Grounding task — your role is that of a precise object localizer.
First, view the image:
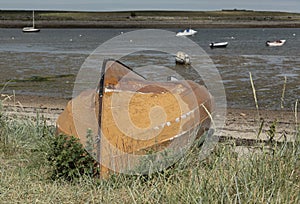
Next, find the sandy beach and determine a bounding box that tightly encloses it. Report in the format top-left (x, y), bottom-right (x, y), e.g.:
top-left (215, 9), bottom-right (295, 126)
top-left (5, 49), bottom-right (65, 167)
top-left (1, 94), bottom-right (298, 144)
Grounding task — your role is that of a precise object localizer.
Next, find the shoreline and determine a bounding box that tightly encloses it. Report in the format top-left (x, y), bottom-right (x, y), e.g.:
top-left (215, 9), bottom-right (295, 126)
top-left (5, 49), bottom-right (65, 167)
top-left (1, 20), bottom-right (300, 29)
top-left (1, 94), bottom-right (298, 142)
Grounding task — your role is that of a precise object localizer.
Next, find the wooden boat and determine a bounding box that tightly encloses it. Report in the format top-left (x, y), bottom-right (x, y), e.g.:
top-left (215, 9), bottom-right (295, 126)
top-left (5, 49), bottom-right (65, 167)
top-left (176, 28), bottom-right (197, 36)
top-left (266, 39), bottom-right (286, 47)
top-left (209, 42), bottom-right (228, 48)
top-left (56, 59), bottom-right (214, 177)
top-left (23, 11), bottom-right (40, 33)
top-left (175, 51), bottom-right (191, 65)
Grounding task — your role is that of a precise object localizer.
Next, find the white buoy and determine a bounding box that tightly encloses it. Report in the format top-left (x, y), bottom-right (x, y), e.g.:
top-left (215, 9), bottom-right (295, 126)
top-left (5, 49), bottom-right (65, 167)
top-left (70, 39), bottom-right (73, 42)
top-left (293, 33), bottom-right (296, 36)
top-left (167, 76), bottom-right (179, 81)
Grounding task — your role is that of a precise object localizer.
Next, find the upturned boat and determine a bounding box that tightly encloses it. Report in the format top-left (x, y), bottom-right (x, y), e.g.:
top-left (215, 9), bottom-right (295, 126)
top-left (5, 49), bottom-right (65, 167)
top-left (56, 59), bottom-right (214, 177)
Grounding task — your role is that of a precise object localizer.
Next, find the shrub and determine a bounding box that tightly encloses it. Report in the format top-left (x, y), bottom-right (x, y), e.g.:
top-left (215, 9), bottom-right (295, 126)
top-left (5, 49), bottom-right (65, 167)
top-left (47, 134), bottom-right (97, 181)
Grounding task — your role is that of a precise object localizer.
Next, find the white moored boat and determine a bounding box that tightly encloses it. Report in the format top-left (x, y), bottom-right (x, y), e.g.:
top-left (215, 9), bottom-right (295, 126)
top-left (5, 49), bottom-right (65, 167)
top-left (209, 42), bottom-right (228, 48)
top-left (175, 51), bottom-right (191, 65)
top-left (23, 11), bottom-right (40, 33)
top-left (176, 28), bottom-right (197, 36)
top-left (266, 39), bottom-right (286, 47)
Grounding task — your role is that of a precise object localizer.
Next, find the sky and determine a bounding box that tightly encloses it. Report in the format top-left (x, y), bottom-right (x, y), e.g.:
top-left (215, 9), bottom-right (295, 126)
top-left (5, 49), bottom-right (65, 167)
top-left (1, 0), bottom-right (300, 13)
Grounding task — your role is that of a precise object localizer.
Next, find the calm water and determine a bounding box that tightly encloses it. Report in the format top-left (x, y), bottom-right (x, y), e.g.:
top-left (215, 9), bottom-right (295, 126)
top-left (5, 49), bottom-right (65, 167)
top-left (0, 28), bottom-right (299, 110)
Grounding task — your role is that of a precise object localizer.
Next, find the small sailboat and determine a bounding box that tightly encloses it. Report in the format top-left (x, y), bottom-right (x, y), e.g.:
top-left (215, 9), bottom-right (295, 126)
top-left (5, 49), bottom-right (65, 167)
top-left (23, 11), bottom-right (40, 32)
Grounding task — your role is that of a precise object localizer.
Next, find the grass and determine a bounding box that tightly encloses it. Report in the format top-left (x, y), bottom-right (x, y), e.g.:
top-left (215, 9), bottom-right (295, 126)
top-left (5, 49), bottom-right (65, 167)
top-left (0, 101), bottom-right (299, 203)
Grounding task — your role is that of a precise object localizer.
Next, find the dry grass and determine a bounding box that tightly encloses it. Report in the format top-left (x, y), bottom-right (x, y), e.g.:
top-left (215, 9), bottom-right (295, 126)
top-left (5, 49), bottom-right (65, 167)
top-left (0, 99), bottom-right (299, 203)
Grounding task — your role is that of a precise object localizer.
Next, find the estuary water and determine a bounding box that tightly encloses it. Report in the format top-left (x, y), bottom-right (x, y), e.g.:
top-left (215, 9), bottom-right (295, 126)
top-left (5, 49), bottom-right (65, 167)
top-left (0, 28), bottom-right (299, 110)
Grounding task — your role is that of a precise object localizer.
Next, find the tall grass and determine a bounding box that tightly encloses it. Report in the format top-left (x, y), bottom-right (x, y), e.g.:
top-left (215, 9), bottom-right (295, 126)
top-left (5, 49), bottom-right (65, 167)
top-left (0, 101), bottom-right (299, 203)
top-left (249, 72), bottom-right (259, 118)
top-left (281, 76), bottom-right (287, 109)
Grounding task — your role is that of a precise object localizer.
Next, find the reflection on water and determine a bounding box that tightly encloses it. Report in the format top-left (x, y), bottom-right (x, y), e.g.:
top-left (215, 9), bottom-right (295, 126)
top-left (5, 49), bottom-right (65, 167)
top-left (0, 28), bottom-right (299, 110)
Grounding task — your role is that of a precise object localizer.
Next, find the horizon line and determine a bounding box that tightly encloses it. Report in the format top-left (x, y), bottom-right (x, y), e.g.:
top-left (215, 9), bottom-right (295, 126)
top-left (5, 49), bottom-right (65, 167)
top-left (1, 8), bottom-right (300, 14)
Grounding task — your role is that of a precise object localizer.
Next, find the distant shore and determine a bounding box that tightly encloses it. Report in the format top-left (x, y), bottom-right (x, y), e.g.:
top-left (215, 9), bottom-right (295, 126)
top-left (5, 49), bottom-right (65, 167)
top-left (2, 20), bottom-right (300, 28)
top-left (1, 10), bottom-right (300, 28)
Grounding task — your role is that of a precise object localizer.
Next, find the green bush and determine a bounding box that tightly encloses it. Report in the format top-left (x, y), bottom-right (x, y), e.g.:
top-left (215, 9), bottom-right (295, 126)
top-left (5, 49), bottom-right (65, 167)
top-left (47, 134), bottom-right (97, 181)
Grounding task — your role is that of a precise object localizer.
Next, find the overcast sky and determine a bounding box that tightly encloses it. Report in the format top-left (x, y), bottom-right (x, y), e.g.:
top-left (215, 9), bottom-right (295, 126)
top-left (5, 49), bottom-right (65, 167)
top-left (1, 0), bottom-right (300, 13)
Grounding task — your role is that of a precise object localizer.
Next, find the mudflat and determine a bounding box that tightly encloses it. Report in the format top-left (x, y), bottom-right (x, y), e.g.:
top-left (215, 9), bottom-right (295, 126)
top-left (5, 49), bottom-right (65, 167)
top-left (1, 9), bottom-right (299, 144)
